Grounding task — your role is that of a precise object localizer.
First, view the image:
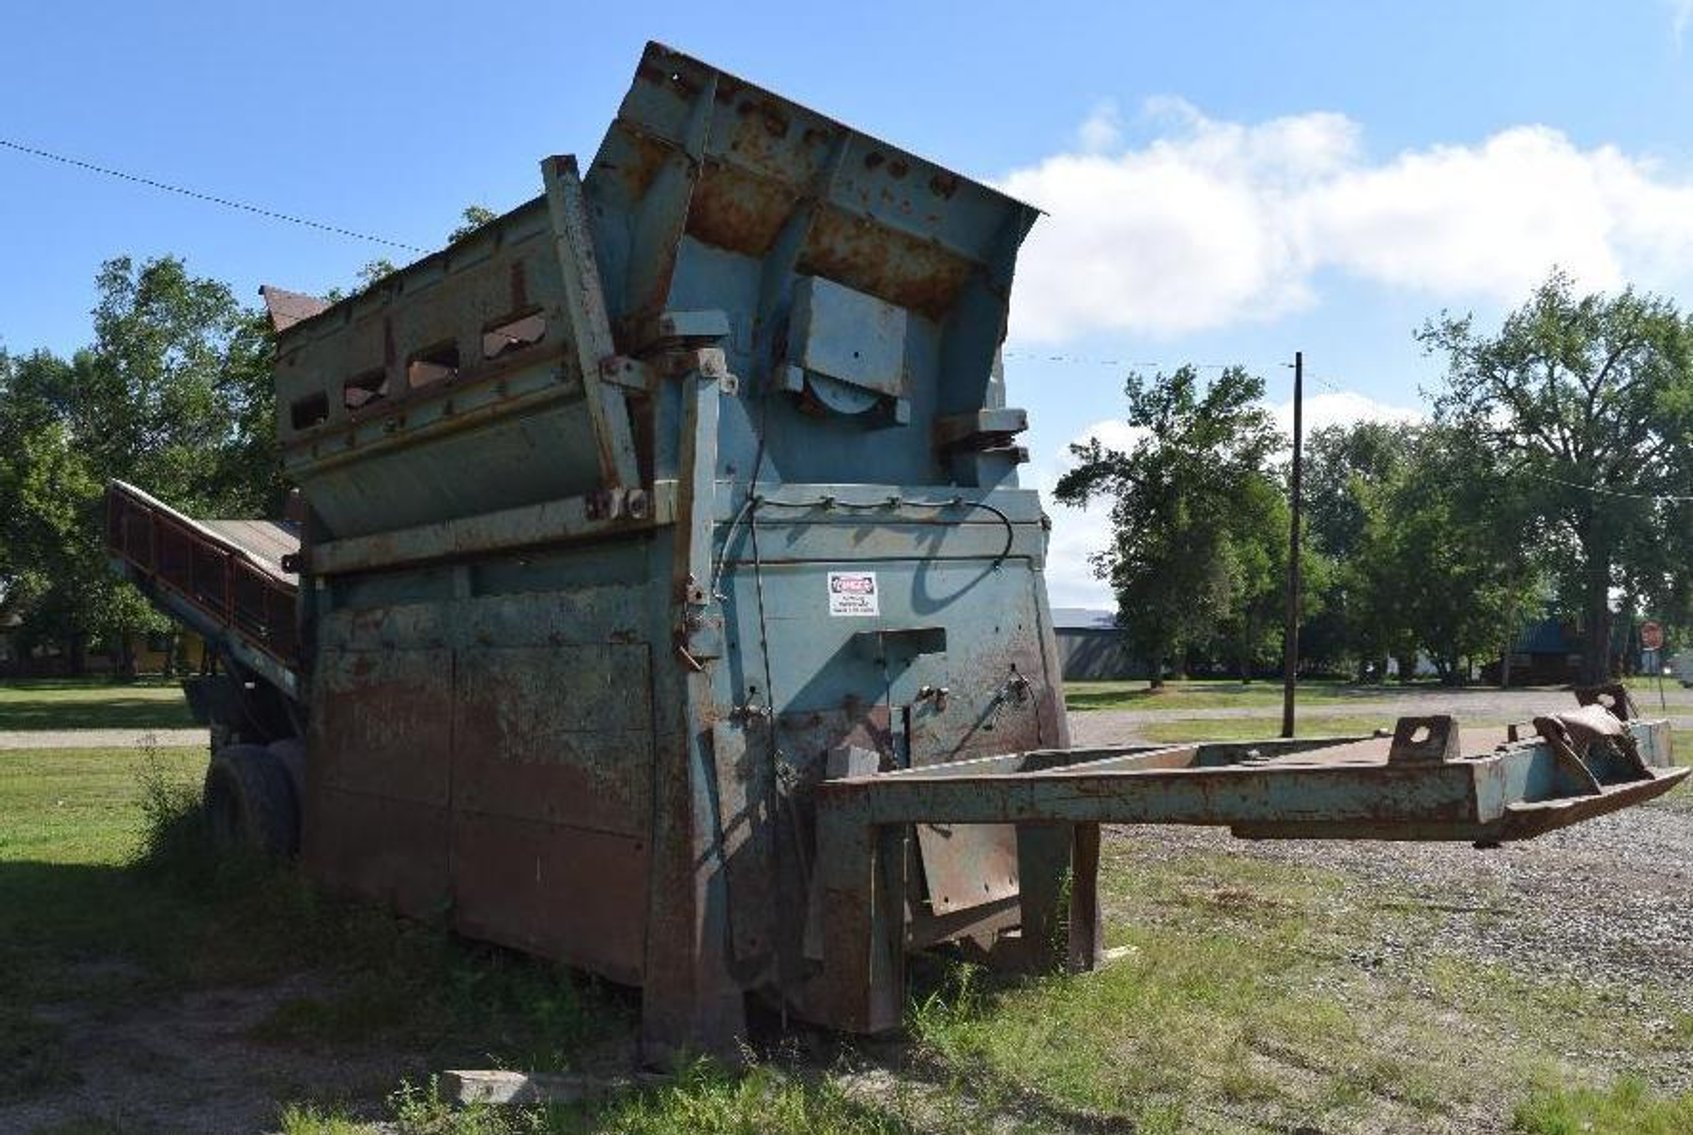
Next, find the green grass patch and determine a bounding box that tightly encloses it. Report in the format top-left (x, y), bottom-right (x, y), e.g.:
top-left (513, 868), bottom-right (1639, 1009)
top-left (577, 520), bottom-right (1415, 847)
top-left (0, 744), bottom-right (621, 1108)
top-left (281, 1063), bottom-right (942, 1135)
top-left (1513, 1076), bottom-right (1693, 1134)
top-left (1065, 678), bottom-right (1366, 711)
top-left (906, 834), bottom-right (1693, 1133)
top-left (1133, 713), bottom-right (1532, 744)
top-left (1134, 713), bottom-right (1394, 743)
top-left (0, 678), bottom-right (197, 731)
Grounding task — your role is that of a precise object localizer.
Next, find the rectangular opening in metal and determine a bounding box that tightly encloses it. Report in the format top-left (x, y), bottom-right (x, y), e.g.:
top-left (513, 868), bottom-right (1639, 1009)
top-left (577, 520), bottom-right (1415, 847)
top-left (407, 341), bottom-right (460, 388)
top-left (290, 391), bottom-right (329, 431)
top-left (482, 310), bottom-right (546, 360)
top-left (343, 368), bottom-right (389, 411)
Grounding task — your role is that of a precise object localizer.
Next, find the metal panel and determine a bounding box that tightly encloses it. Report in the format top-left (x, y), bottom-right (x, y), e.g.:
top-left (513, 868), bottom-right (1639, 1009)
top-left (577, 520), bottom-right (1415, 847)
top-left (306, 786), bottom-right (451, 922)
top-left (305, 647), bottom-right (454, 920)
top-left (790, 276), bottom-right (908, 400)
top-left (313, 648), bottom-right (452, 805)
top-left (451, 813), bottom-right (648, 984)
top-left (450, 644), bottom-right (654, 836)
top-left (448, 643), bottom-right (654, 981)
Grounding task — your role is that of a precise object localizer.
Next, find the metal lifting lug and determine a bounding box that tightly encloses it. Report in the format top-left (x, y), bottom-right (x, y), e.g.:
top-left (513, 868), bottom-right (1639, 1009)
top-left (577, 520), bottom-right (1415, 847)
top-left (1003, 670), bottom-right (1032, 704)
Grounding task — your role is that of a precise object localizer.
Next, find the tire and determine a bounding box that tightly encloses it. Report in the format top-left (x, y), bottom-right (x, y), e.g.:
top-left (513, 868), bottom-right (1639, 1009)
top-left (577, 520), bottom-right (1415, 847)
top-left (204, 744), bottom-right (300, 858)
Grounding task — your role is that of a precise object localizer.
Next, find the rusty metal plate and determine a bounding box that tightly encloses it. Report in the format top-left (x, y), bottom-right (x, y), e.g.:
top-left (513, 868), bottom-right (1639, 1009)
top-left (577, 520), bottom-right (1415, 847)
top-left (914, 822), bottom-right (1020, 914)
top-left (712, 719), bottom-right (776, 970)
top-left (447, 643), bottom-right (654, 984)
top-left (450, 644), bottom-right (654, 836)
top-left (305, 646), bottom-right (456, 920)
top-left (305, 786), bottom-right (450, 922)
top-left (311, 648), bottom-right (453, 805)
top-left (451, 811), bottom-right (647, 985)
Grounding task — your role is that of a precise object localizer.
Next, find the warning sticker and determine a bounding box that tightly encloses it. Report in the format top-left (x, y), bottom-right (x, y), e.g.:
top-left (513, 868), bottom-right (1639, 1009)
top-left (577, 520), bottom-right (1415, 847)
top-left (827, 571), bottom-right (880, 617)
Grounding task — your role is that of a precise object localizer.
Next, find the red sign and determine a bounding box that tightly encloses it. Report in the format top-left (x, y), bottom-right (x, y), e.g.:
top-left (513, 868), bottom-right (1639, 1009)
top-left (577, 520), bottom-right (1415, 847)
top-left (1641, 621), bottom-right (1665, 651)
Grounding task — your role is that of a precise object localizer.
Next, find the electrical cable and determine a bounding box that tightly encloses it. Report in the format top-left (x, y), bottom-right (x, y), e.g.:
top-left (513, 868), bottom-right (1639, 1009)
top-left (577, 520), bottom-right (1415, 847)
top-left (1516, 470), bottom-right (1693, 503)
top-left (755, 493), bottom-right (1018, 566)
top-left (0, 137), bottom-right (428, 253)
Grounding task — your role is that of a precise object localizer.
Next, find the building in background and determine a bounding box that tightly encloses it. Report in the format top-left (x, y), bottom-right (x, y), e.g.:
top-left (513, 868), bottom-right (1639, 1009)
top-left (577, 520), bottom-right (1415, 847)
top-left (1051, 607), bottom-right (1141, 681)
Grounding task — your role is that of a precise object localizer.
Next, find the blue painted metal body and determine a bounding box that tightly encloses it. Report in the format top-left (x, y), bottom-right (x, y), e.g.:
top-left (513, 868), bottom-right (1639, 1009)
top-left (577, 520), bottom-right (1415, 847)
top-left (240, 42), bottom-right (1687, 1060)
top-left (266, 42), bottom-right (1053, 1058)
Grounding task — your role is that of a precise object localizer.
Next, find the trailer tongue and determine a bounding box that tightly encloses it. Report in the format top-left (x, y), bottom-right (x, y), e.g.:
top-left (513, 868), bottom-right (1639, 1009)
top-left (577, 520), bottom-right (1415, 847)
top-left (107, 40), bottom-right (1683, 1061)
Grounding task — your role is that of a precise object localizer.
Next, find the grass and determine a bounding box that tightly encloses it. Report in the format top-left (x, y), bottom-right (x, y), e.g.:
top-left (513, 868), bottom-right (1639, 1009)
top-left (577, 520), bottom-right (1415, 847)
top-left (1513, 1076), bottom-right (1693, 1134)
top-left (0, 677), bottom-right (197, 731)
top-left (1131, 712), bottom-right (1530, 745)
top-left (907, 837), bottom-right (1693, 1133)
top-left (0, 744), bottom-right (620, 1112)
top-left (1066, 677), bottom-right (1371, 711)
top-left (1060, 677), bottom-right (1579, 712)
top-left (1133, 713), bottom-right (1397, 744)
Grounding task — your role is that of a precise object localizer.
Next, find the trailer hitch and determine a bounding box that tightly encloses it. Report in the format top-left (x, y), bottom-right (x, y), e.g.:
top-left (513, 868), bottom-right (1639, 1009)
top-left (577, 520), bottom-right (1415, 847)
top-left (802, 703), bottom-right (1686, 1033)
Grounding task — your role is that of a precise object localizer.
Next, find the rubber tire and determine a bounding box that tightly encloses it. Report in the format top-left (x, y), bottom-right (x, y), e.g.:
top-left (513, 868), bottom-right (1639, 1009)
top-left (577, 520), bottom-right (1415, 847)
top-left (204, 743), bottom-right (300, 858)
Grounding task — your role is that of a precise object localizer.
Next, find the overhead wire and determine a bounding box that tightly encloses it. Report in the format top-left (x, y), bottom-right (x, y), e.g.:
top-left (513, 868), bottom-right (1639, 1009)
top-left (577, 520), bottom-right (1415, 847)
top-left (0, 136), bottom-right (428, 253)
top-left (1515, 470), bottom-right (1693, 504)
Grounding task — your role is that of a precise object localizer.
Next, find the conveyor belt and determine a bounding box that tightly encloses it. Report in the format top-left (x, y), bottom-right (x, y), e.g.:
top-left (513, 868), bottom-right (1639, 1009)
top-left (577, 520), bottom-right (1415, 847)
top-left (105, 480), bottom-right (301, 700)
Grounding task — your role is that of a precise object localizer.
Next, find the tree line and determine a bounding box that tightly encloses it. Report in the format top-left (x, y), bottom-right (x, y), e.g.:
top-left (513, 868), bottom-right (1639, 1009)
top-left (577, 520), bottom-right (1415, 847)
top-left (0, 211), bottom-right (503, 675)
top-left (1059, 271), bottom-right (1693, 686)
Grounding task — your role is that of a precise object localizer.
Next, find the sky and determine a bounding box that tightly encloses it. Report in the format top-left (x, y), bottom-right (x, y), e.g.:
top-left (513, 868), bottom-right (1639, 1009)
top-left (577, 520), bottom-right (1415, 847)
top-left (5, 1), bottom-right (1693, 609)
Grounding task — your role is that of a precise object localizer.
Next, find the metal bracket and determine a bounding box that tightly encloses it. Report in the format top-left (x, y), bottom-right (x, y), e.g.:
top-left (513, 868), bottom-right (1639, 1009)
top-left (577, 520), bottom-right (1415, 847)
top-left (1386, 716), bottom-right (1461, 764)
top-left (1574, 682), bottom-right (1637, 722)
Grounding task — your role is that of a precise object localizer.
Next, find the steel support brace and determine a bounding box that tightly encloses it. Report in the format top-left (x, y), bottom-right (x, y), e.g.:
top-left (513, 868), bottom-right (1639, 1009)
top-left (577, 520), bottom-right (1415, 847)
top-left (641, 366), bottom-right (742, 1062)
top-left (543, 154), bottom-right (641, 490)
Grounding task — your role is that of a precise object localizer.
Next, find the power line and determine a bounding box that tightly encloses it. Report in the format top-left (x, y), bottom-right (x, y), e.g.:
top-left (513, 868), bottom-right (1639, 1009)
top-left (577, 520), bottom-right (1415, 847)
top-left (1003, 349), bottom-right (1366, 404)
top-left (0, 137), bottom-right (428, 253)
top-left (1518, 470), bottom-right (1693, 503)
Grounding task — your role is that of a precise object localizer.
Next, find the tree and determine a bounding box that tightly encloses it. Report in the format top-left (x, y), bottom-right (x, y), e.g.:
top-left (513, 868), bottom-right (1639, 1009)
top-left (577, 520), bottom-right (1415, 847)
top-left (1381, 427), bottom-right (1540, 684)
top-left (1424, 271), bottom-right (1693, 682)
top-left (1303, 422), bottom-right (1416, 679)
top-left (448, 204), bottom-right (499, 243)
top-left (0, 256), bottom-right (277, 674)
top-left (1056, 365), bottom-right (1284, 687)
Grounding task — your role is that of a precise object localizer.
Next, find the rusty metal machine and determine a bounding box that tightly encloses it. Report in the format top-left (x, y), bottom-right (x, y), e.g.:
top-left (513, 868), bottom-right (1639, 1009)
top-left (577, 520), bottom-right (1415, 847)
top-left (106, 43), bottom-right (1687, 1060)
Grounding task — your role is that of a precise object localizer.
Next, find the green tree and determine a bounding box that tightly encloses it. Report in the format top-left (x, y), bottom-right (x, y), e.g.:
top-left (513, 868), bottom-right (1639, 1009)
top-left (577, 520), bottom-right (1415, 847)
top-left (0, 256), bottom-right (277, 674)
top-left (1423, 271), bottom-right (1693, 682)
top-left (1303, 421), bottom-right (1416, 680)
top-left (1056, 365), bottom-right (1283, 687)
top-left (448, 204), bottom-right (499, 243)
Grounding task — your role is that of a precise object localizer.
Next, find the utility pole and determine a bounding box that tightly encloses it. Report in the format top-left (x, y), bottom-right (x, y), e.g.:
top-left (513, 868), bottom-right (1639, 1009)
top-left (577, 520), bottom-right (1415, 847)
top-left (1281, 351), bottom-right (1303, 739)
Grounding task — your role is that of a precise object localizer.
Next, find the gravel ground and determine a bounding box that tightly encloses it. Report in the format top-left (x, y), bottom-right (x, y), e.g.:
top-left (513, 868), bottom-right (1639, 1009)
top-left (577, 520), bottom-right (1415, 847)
top-left (1084, 693), bottom-right (1693, 1102)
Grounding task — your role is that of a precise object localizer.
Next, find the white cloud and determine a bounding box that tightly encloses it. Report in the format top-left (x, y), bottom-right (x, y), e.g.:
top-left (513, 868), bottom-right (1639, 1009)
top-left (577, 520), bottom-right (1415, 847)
top-left (1040, 393), bottom-right (1422, 609)
top-left (1001, 103), bottom-right (1693, 341)
top-left (1673, 0), bottom-right (1693, 49)
top-left (1270, 390), bottom-right (1422, 436)
top-left (1076, 100), bottom-right (1123, 154)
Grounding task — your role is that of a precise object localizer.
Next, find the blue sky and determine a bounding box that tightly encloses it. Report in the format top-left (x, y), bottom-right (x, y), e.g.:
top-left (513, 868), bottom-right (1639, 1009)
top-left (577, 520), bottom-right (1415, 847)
top-left (5, 2), bottom-right (1693, 606)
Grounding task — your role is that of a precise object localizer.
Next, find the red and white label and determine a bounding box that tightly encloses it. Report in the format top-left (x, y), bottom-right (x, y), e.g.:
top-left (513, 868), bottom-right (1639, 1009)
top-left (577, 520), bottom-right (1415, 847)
top-left (827, 571), bottom-right (880, 617)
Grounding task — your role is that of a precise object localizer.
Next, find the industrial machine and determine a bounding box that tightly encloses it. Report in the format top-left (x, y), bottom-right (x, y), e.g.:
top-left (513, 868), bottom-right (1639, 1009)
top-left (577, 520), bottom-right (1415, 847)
top-left (106, 42), bottom-right (1687, 1060)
